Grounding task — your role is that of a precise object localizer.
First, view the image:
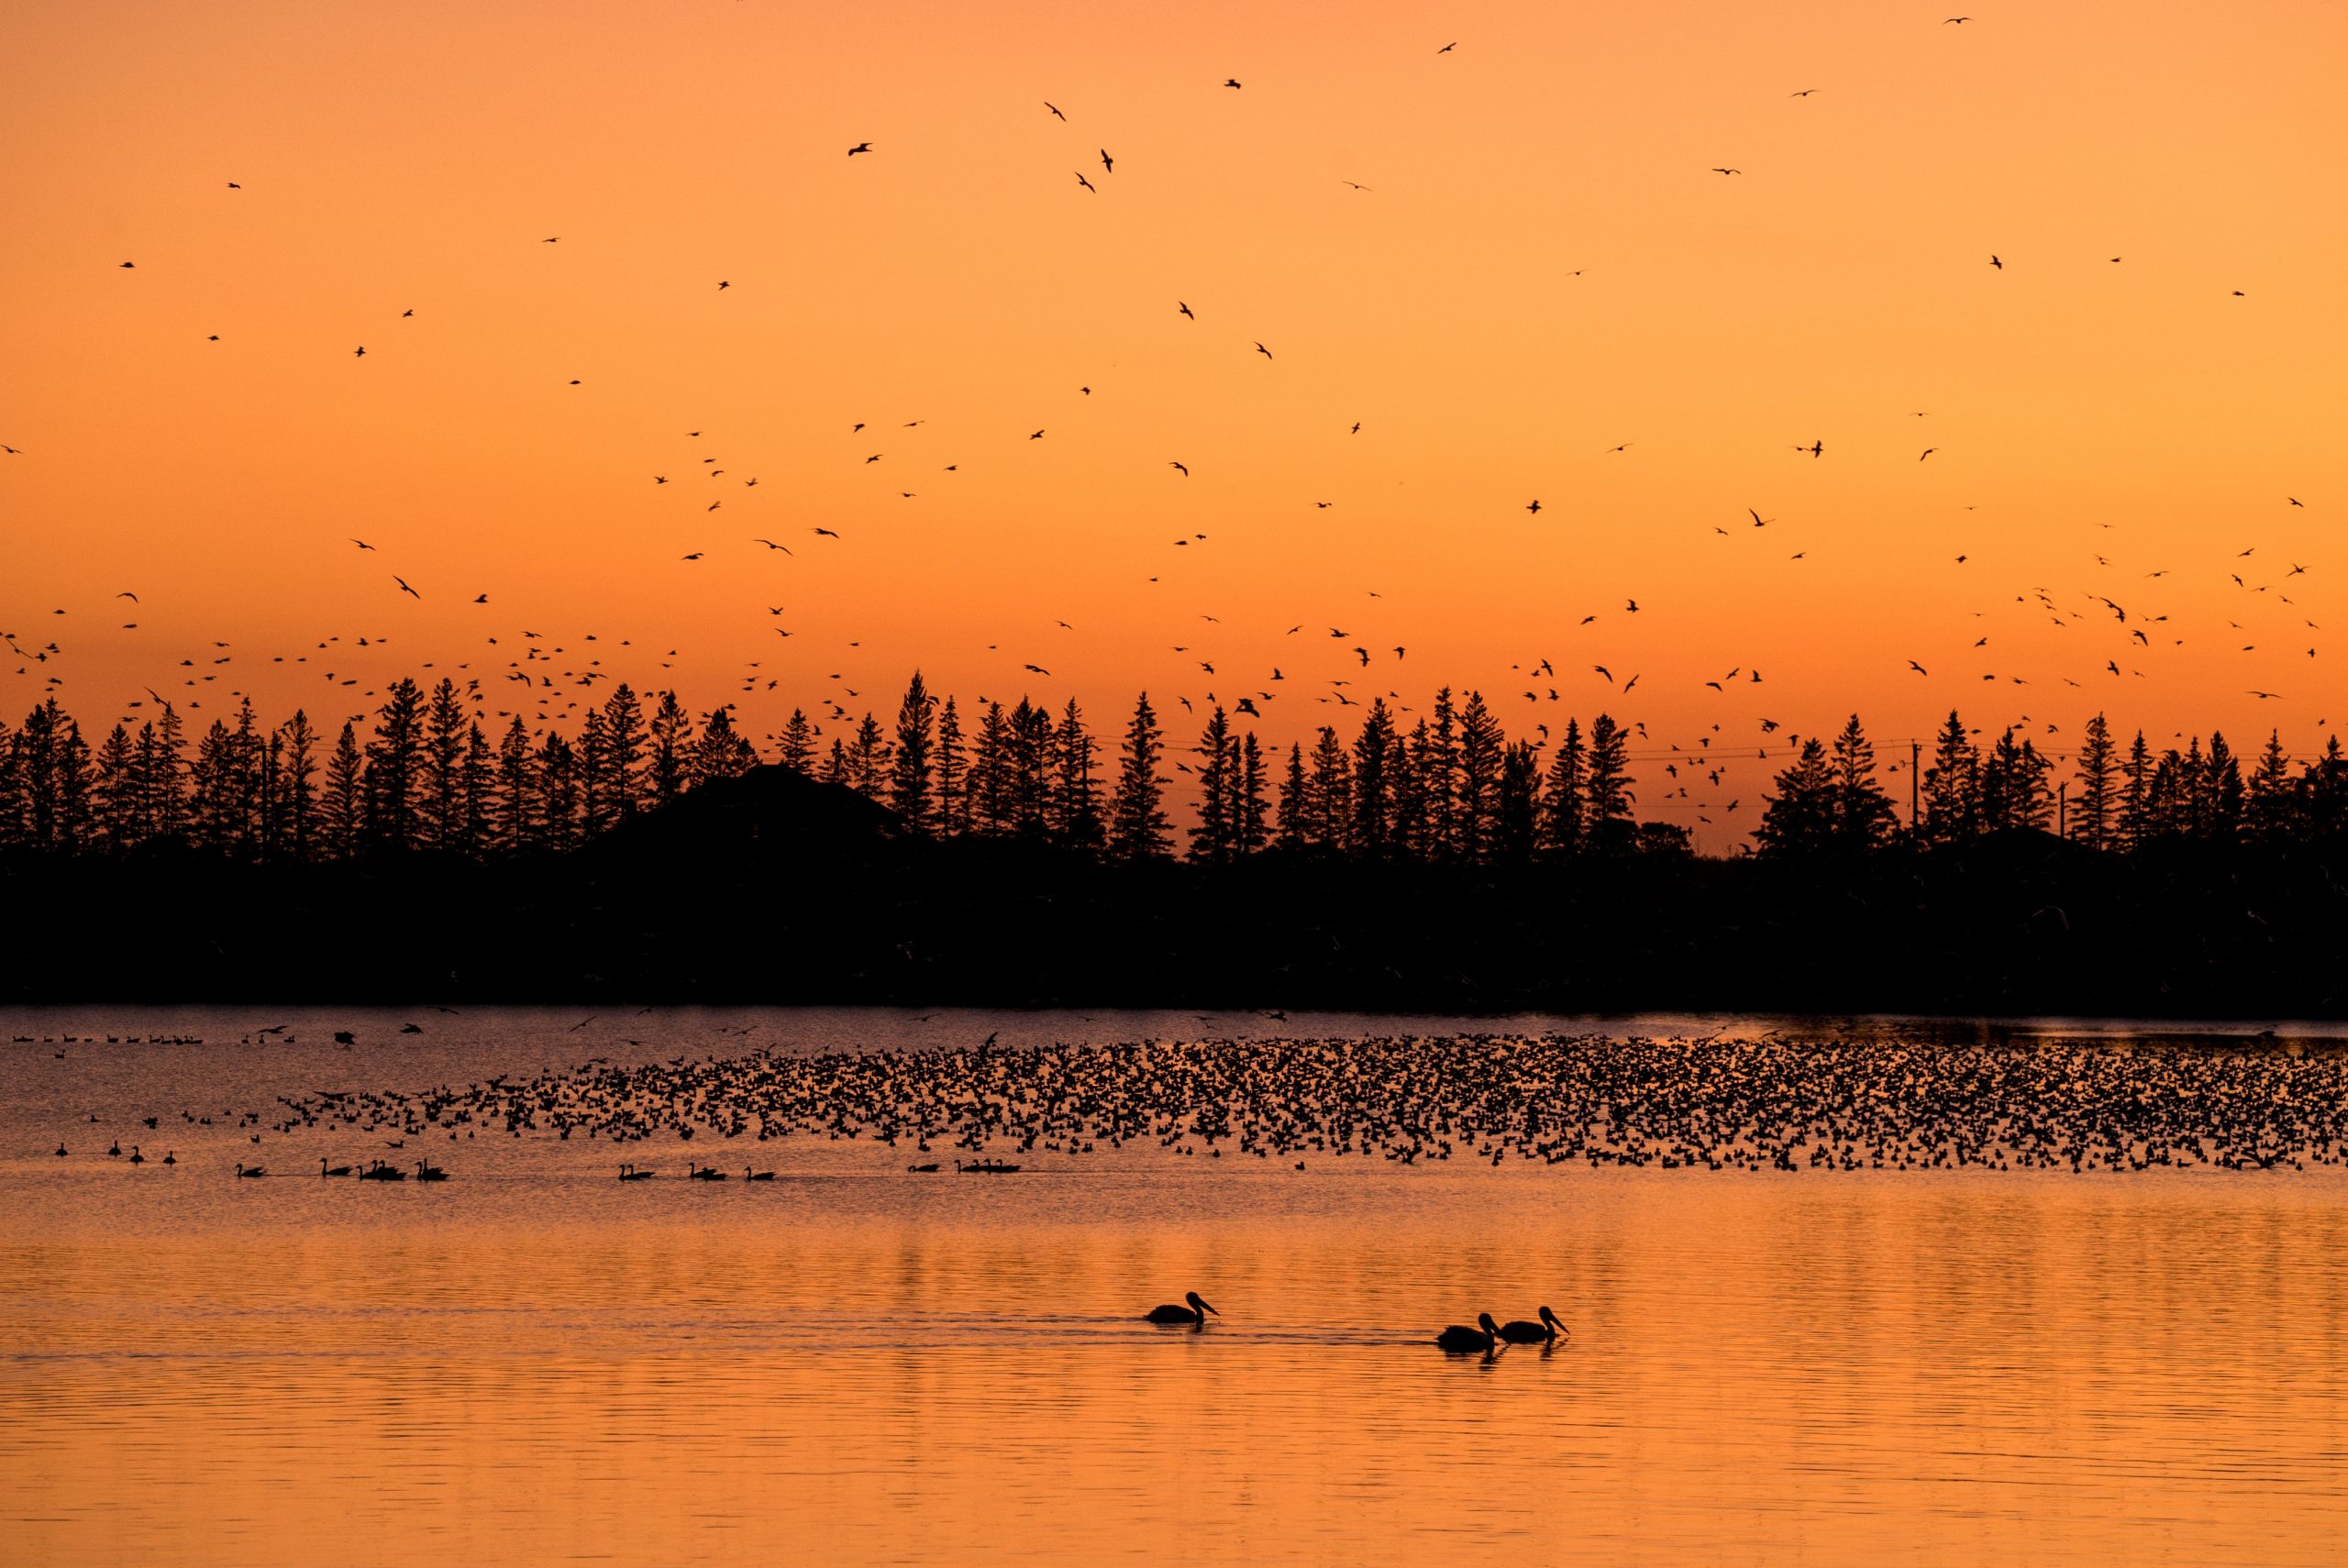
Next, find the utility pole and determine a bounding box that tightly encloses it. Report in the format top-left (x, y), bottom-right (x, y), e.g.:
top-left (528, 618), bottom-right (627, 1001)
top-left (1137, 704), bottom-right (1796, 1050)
top-left (1911, 740), bottom-right (1921, 828)
top-left (2057, 780), bottom-right (2067, 839)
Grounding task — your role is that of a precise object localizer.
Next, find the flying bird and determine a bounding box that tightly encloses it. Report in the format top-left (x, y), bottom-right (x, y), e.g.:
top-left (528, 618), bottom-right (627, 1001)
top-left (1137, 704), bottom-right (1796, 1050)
top-left (393, 576), bottom-right (421, 600)
top-left (847, 143), bottom-right (871, 156)
top-left (1255, 342), bottom-right (1273, 359)
top-left (1076, 171), bottom-right (1095, 193)
top-left (1100, 149), bottom-right (1113, 172)
top-left (1045, 102), bottom-right (1065, 120)
top-left (1169, 461), bottom-right (1189, 476)
top-left (1223, 79), bottom-right (1242, 89)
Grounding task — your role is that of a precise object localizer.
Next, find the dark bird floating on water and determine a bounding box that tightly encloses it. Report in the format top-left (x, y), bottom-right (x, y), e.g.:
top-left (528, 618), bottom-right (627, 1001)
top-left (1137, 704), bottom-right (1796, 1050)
top-left (1498, 1307), bottom-right (1567, 1343)
top-left (1146, 1291), bottom-right (1219, 1325)
top-left (1435, 1314), bottom-right (1501, 1353)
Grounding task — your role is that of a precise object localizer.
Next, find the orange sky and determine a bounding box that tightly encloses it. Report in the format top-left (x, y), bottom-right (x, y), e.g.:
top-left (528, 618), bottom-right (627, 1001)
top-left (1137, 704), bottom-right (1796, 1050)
top-left (5, 2), bottom-right (2345, 845)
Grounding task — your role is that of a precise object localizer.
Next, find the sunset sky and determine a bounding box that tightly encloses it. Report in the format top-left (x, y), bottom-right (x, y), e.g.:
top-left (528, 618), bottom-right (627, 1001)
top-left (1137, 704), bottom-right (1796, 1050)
top-left (6, 1), bottom-right (2344, 844)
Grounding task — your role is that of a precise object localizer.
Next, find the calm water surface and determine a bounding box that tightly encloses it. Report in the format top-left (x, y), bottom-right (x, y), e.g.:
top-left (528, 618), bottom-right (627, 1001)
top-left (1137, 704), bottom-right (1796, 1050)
top-left (4, 1006), bottom-right (2345, 1566)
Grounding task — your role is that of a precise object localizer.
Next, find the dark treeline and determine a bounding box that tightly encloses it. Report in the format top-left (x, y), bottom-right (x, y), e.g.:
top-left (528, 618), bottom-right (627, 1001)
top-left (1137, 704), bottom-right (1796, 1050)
top-left (5, 670), bottom-right (2346, 867)
top-left (6, 672), bottom-right (2348, 1014)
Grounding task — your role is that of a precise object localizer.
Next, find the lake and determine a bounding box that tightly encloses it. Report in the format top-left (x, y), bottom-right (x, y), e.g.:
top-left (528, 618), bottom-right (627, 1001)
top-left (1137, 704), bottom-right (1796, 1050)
top-left (5, 1006), bottom-right (2345, 1566)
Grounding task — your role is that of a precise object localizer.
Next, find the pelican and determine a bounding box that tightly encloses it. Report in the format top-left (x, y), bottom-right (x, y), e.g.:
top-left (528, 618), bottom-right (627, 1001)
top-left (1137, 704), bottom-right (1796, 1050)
top-left (415, 1161), bottom-right (449, 1182)
top-left (321, 1157), bottom-right (353, 1177)
top-left (617, 1163), bottom-right (653, 1181)
top-left (690, 1163), bottom-right (726, 1181)
top-left (235, 1163), bottom-right (266, 1178)
top-left (1434, 1313), bottom-right (1501, 1352)
top-left (745, 1167), bottom-right (776, 1181)
top-left (1145, 1291), bottom-right (1218, 1325)
top-left (1498, 1307), bottom-right (1567, 1343)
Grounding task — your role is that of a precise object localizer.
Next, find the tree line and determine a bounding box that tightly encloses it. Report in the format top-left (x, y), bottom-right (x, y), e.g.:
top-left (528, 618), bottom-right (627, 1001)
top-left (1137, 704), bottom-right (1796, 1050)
top-left (5, 671), bottom-right (2346, 865)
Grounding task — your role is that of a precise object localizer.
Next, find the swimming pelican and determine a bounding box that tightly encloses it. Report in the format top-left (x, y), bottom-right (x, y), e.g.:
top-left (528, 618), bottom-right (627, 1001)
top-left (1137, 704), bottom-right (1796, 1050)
top-left (617, 1163), bottom-right (653, 1181)
top-left (235, 1163), bottom-right (266, 1178)
top-left (745, 1167), bottom-right (776, 1181)
top-left (127, 1146), bottom-right (146, 1165)
top-left (1498, 1307), bottom-right (1567, 1343)
top-left (1145, 1291), bottom-right (1219, 1325)
top-left (322, 1157), bottom-right (353, 1177)
top-left (1434, 1313), bottom-right (1501, 1352)
top-left (415, 1161), bottom-right (449, 1182)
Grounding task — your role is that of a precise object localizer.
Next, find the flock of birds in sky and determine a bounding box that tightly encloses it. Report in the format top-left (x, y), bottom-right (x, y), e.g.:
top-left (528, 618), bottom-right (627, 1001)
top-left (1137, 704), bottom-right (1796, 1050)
top-left (3, 15), bottom-right (2331, 842)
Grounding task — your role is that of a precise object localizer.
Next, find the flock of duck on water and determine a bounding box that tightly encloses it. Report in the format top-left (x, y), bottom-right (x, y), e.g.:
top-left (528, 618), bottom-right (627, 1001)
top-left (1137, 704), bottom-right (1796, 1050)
top-left (195, 1030), bottom-right (2348, 1176)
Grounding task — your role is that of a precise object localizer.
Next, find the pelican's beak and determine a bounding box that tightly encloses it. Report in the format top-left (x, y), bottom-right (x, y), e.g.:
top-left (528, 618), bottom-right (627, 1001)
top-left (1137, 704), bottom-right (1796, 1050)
top-left (1201, 1299), bottom-right (1219, 1316)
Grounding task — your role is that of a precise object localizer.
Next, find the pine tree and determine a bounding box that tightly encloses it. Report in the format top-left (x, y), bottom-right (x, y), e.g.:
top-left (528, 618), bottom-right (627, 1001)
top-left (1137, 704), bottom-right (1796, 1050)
top-left (2070, 712), bottom-right (2116, 850)
top-left (577, 707), bottom-right (615, 836)
top-left (321, 723), bottom-right (365, 858)
top-left (278, 711), bottom-right (317, 863)
top-left (1009, 699), bottom-right (1054, 837)
top-left (366, 679), bottom-right (426, 852)
top-left (422, 678), bottom-right (468, 851)
top-left (1350, 700), bottom-right (1395, 857)
top-left (1276, 742), bottom-right (1307, 849)
top-left (777, 709), bottom-right (816, 774)
top-left (458, 723), bottom-right (493, 858)
top-left (1828, 715), bottom-right (1896, 854)
top-left (889, 672), bottom-right (936, 835)
top-left (603, 684), bottom-right (648, 821)
top-left (1052, 699), bottom-right (1102, 851)
top-left (2205, 731), bottom-right (2244, 842)
top-left (934, 698), bottom-right (966, 837)
top-left (971, 701), bottom-right (1010, 834)
top-left (1755, 737), bottom-right (1836, 858)
top-left (1423, 689), bottom-right (1462, 858)
top-left (1582, 713), bottom-right (1634, 855)
top-left (1190, 706), bottom-right (1235, 862)
top-left (1236, 730), bottom-right (1268, 856)
top-left (648, 691), bottom-right (693, 808)
top-left (2243, 731), bottom-right (2297, 848)
top-left (1307, 725), bottom-right (1352, 851)
top-left (92, 723), bottom-right (136, 853)
top-left (692, 705), bottom-right (757, 785)
top-left (1455, 690), bottom-right (1502, 863)
top-left (493, 717), bottom-right (536, 853)
top-left (1496, 741), bottom-right (1540, 865)
top-left (1920, 712), bottom-right (1978, 848)
top-left (537, 732), bottom-right (581, 849)
top-left (1541, 717), bottom-right (1587, 859)
top-left (1108, 693), bottom-right (1170, 859)
top-left (2120, 730), bottom-right (2153, 850)
top-left (150, 702), bottom-right (190, 844)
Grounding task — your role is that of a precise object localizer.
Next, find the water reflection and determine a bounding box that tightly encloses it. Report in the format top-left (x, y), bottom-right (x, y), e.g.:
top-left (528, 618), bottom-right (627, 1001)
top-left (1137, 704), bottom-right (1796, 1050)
top-left (4, 1008), bottom-right (2345, 1566)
